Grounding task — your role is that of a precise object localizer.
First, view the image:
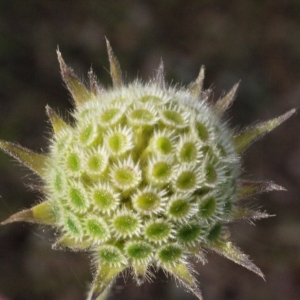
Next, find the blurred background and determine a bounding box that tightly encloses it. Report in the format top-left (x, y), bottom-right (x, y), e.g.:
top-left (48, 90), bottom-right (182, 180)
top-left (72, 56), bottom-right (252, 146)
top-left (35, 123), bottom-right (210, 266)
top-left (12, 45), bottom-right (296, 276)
top-left (0, 0), bottom-right (300, 299)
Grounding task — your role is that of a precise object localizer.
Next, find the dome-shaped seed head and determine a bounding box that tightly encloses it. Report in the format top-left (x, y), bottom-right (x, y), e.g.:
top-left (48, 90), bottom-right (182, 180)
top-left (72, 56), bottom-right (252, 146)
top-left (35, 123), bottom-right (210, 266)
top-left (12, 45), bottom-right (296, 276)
top-left (0, 40), bottom-right (295, 300)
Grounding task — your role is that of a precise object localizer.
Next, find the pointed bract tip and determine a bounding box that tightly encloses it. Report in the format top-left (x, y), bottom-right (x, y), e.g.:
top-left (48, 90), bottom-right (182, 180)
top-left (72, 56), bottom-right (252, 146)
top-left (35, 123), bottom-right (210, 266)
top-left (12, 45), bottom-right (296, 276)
top-left (2, 201), bottom-right (57, 226)
top-left (188, 66), bottom-right (205, 99)
top-left (88, 67), bottom-right (103, 96)
top-left (215, 82), bottom-right (240, 115)
top-left (57, 49), bottom-right (91, 106)
top-left (87, 263), bottom-right (126, 300)
top-left (155, 59), bottom-right (165, 88)
top-left (53, 235), bottom-right (91, 251)
top-left (1, 209), bottom-right (34, 225)
top-left (89, 291), bottom-right (101, 300)
top-left (234, 108), bottom-right (296, 154)
top-left (132, 264), bottom-right (149, 286)
top-left (56, 48), bottom-right (67, 74)
top-left (135, 275), bottom-right (145, 286)
top-left (188, 247), bottom-right (208, 265)
top-left (164, 263), bottom-right (203, 300)
top-left (231, 208), bottom-right (271, 222)
top-left (237, 180), bottom-right (286, 199)
top-left (0, 140), bottom-right (48, 177)
top-left (105, 38), bottom-right (123, 87)
top-left (46, 105), bottom-right (69, 134)
top-left (209, 240), bottom-right (265, 280)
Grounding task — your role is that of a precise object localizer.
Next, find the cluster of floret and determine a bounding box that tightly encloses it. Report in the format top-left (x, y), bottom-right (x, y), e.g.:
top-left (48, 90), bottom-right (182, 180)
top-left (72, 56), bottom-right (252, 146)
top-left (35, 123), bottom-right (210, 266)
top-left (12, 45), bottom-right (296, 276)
top-left (48, 80), bottom-right (239, 249)
top-left (0, 40), bottom-right (294, 300)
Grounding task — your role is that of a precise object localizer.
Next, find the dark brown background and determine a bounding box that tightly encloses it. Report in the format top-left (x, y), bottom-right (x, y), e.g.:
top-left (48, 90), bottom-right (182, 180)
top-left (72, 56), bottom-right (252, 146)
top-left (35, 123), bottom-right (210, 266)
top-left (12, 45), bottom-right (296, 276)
top-left (0, 1), bottom-right (300, 299)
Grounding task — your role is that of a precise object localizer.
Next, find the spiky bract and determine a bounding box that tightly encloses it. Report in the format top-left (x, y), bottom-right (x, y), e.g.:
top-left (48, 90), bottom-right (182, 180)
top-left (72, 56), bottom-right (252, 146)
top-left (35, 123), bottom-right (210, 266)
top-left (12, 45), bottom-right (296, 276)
top-left (0, 40), bottom-right (295, 300)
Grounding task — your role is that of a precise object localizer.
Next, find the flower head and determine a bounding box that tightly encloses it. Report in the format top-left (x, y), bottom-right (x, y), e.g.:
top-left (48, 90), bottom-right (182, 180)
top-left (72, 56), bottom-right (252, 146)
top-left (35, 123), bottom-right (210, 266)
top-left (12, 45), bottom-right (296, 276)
top-left (0, 39), bottom-right (295, 300)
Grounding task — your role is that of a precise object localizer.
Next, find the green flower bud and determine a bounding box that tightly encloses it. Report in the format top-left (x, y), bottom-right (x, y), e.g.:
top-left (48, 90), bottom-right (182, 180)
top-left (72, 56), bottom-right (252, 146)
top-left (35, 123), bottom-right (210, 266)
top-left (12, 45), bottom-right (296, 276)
top-left (0, 39), bottom-right (295, 300)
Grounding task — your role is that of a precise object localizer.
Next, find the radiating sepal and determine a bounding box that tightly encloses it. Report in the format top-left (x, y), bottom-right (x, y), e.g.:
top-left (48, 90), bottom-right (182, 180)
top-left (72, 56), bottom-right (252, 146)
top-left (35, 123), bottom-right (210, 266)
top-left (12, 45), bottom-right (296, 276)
top-left (105, 38), bottom-right (123, 87)
top-left (87, 263), bottom-right (127, 300)
top-left (188, 66), bottom-right (205, 99)
top-left (234, 109), bottom-right (296, 154)
top-left (0, 140), bottom-right (48, 177)
top-left (1, 200), bottom-right (56, 226)
top-left (57, 49), bottom-right (92, 105)
top-left (215, 82), bottom-right (239, 115)
top-left (88, 68), bottom-right (103, 96)
top-left (155, 60), bottom-right (165, 89)
top-left (188, 246), bottom-right (208, 265)
top-left (52, 235), bottom-right (92, 251)
top-left (231, 207), bottom-right (270, 222)
top-left (237, 180), bottom-right (285, 199)
top-left (132, 263), bottom-right (151, 286)
top-left (208, 240), bottom-right (265, 279)
top-left (46, 105), bottom-right (70, 134)
top-left (163, 263), bottom-right (203, 300)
